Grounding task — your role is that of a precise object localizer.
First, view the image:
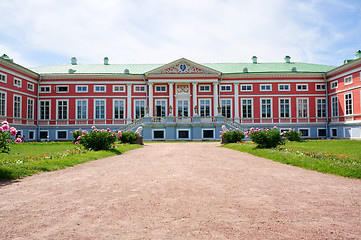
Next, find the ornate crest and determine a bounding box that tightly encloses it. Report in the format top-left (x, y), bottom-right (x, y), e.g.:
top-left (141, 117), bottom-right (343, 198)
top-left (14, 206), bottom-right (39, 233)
top-left (161, 62), bottom-right (207, 74)
top-left (176, 85), bottom-right (189, 94)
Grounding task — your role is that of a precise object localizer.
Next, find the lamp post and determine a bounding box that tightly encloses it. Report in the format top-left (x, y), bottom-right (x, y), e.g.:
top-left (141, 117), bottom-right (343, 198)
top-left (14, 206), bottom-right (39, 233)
top-left (217, 106), bottom-right (222, 116)
top-left (194, 105), bottom-right (198, 116)
top-left (169, 105), bottom-right (173, 116)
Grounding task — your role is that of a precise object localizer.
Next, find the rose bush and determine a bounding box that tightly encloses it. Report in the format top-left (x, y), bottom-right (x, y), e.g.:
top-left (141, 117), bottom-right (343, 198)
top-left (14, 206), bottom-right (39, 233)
top-left (283, 129), bottom-right (303, 142)
top-left (73, 126), bottom-right (117, 151)
top-left (246, 126), bottom-right (284, 148)
top-left (221, 129), bottom-right (245, 143)
top-left (0, 121), bottom-right (22, 153)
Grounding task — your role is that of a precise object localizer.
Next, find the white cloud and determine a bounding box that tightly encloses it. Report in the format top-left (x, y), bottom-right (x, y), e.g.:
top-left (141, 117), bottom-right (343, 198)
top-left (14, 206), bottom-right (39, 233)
top-left (0, 0), bottom-right (360, 67)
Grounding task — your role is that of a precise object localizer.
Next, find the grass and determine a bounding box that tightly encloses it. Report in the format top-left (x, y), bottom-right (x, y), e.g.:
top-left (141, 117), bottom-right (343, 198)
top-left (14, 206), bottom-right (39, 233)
top-left (222, 140), bottom-right (361, 179)
top-left (0, 142), bottom-right (142, 180)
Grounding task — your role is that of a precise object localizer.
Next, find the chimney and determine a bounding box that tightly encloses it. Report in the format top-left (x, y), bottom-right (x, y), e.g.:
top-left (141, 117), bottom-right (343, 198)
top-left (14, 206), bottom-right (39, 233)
top-left (252, 56), bottom-right (257, 64)
top-left (355, 50), bottom-right (361, 59)
top-left (71, 57), bottom-right (77, 65)
top-left (104, 57), bottom-right (109, 65)
top-left (284, 55), bottom-right (291, 63)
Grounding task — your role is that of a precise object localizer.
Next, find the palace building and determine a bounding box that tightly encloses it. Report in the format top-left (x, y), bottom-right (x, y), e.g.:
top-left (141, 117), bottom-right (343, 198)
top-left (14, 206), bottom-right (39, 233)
top-left (0, 52), bottom-right (360, 141)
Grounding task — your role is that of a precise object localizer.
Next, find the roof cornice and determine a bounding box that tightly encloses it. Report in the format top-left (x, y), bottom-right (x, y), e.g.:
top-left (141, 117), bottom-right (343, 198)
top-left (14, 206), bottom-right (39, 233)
top-left (40, 73), bottom-right (144, 80)
top-left (326, 58), bottom-right (361, 77)
top-left (222, 72), bottom-right (324, 79)
top-left (0, 58), bottom-right (39, 79)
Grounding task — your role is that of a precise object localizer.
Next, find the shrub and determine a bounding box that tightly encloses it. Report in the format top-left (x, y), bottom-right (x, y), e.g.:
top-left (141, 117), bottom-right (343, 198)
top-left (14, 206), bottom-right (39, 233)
top-left (283, 129), bottom-right (302, 142)
top-left (221, 129), bottom-right (245, 143)
top-left (0, 121), bottom-right (22, 153)
top-left (71, 129), bottom-right (84, 142)
top-left (76, 127), bottom-right (117, 151)
top-left (247, 126), bottom-right (285, 148)
top-left (119, 130), bottom-right (140, 144)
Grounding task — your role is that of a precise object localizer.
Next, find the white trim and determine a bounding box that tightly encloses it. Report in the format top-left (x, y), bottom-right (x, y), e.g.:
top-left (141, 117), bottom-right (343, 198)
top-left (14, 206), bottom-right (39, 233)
top-left (154, 85), bottom-right (167, 92)
top-left (0, 90), bottom-right (6, 117)
top-left (222, 79), bottom-right (325, 84)
top-left (152, 129), bottom-right (166, 140)
top-left (220, 84), bottom-right (232, 92)
top-left (240, 84), bottom-right (253, 92)
top-left (112, 85), bottom-right (125, 92)
top-left (330, 128), bottom-right (338, 138)
top-left (240, 98), bottom-right (253, 118)
top-left (298, 128), bottom-right (310, 138)
top-left (344, 75), bottom-right (353, 86)
top-left (198, 98), bottom-right (212, 117)
top-left (328, 84), bottom-right (361, 96)
top-left (56, 130), bottom-right (68, 140)
top-left (56, 85), bottom-right (69, 93)
top-left (317, 128), bottom-right (327, 138)
top-left (202, 128), bottom-right (215, 139)
top-left (113, 99), bottom-right (126, 120)
top-left (56, 99), bottom-right (69, 120)
top-left (330, 80), bottom-right (338, 89)
top-left (279, 98), bottom-right (291, 118)
top-left (296, 97), bottom-right (309, 118)
top-left (75, 85), bottom-right (88, 93)
top-left (39, 130), bottom-right (49, 139)
top-left (315, 97), bottom-right (326, 118)
top-left (0, 66), bottom-right (38, 84)
top-left (0, 72), bottom-right (7, 83)
top-left (14, 78), bottom-right (22, 88)
top-left (315, 83), bottom-right (326, 91)
top-left (327, 66), bottom-right (361, 81)
top-left (154, 98), bottom-right (168, 117)
top-left (27, 82), bottom-right (34, 91)
top-left (75, 99), bottom-right (88, 120)
top-left (331, 95), bottom-right (339, 117)
top-left (344, 127), bottom-right (352, 138)
top-left (39, 99), bottom-right (51, 120)
top-left (94, 85), bottom-right (106, 93)
top-left (27, 97), bottom-right (34, 120)
top-left (344, 92), bottom-right (353, 116)
top-left (133, 85), bottom-right (146, 92)
top-left (260, 84), bottom-right (272, 91)
top-left (39, 85), bottom-right (51, 93)
top-left (199, 84), bottom-right (211, 92)
top-left (0, 86), bottom-right (37, 98)
top-left (94, 99), bottom-right (106, 119)
top-left (278, 84), bottom-right (290, 91)
top-left (133, 99), bottom-right (146, 119)
top-left (13, 94), bottom-right (22, 118)
top-left (28, 130), bottom-right (35, 140)
top-left (296, 84), bottom-right (308, 91)
top-left (260, 98), bottom-right (272, 118)
top-left (177, 129), bottom-right (191, 139)
top-left (220, 98), bottom-right (232, 118)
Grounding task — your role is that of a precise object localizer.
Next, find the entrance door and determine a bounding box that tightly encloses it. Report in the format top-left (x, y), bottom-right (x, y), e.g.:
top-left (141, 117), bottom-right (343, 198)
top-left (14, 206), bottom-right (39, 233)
top-left (155, 100), bottom-right (166, 122)
top-left (177, 100), bottom-right (189, 117)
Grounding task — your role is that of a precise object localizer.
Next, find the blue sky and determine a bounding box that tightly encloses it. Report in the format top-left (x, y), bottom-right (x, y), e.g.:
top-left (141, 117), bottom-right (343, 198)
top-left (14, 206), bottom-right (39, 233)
top-left (0, 0), bottom-right (360, 68)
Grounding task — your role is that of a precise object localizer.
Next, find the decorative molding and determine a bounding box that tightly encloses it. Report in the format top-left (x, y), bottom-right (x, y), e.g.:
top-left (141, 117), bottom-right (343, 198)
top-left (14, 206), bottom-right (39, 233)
top-left (326, 58), bottom-right (361, 78)
top-left (41, 74), bottom-right (144, 80)
top-left (176, 85), bottom-right (190, 94)
top-left (0, 58), bottom-right (39, 80)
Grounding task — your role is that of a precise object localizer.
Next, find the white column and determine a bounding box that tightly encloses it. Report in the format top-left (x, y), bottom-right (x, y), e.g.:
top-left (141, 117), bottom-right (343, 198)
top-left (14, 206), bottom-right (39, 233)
top-left (148, 82), bottom-right (153, 117)
top-left (168, 83), bottom-right (174, 116)
top-left (192, 83), bottom-right (198, 116)
top-left (213, 82), bottom-right (219, 116)
top-left (234, 83), bottom-right (239, 119)
top-left (127, 84), bottom-right (132, 122)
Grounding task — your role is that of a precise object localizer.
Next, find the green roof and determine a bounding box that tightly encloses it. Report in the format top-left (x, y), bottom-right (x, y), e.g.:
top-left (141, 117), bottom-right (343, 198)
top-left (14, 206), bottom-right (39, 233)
top-left (30, 61), bottom-right (336, 75)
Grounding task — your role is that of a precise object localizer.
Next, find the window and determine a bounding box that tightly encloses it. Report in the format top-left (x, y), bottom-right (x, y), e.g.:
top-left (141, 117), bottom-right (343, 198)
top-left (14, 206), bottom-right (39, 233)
top-left (199, 99), bottom-right (211, 117)
top-left (113, 99), bottom-right (125, 119)
top-left (241, 84), bottom-right (252, 91)
top-left (278, 84), bottom-right (290, 91)
top-left (153, 130), bottom-right (165, 139)
top-left (57, 100), bottom-right (68, 120)
top-left (13, 95), bottom-right (21, 118)
top-left (316, 98), bottom-right (326, 118)
top-left (177, 100), bottom-right (189, 117)
top-left (344, 76), bottom-right (352, 85)
top-left (299, 129), bottom-right (310, 137)
top-left (261, 98), bottom-right (272, 118)
top-left (113, 85), bottom-right (125, 92)
top-left (134, 100), bottom-right (145, 119)
top-left (27, 98), bottom-right (34, 119)
top-left (40, 100), bottom-right (50, 120)
top-left (296, 84), bottom-right (308, 91)
top-left (56, 86), bottom-right (69, 93)
top-left (331, 96), bottom-right (338, 117)
top-left (199, 85), bottom-right (211, 92)
top-left (76, 85), bottom-right (88, 92)
top-left (279, 98), bottom-right (290, 118)
top-left (29, 130), bottom-right (35, 140)
top-left (202, 129), bottom-right (215, 139)
top-left (317, 128), bottom-right (327, 137)
top-left (155, 85), bottom-right (167, 92)
top-left (0, 91), bottom-right (6, 116)
top-left (177, 129), bottom-right (190, 139)
top-left (330, 81), bottom-right (338, 89)
top-left (155, 100), bottom-right (167, 117)
top-left (297, 98), bottom-right (308, 118)
top-left (331, 128), bottom-right (338, 137)
top-left (14, 78), bottom-right (21, 88)
top-left (0, 73), bottom-right (6, 83)
top-left (221, 99), bottom-right (231, 118)
top-left (76, 99), bottom-right (88, 119)
top-left (134, 85), bottom-right (146, 92)
top-left (39, 86), bottom-right (51, 93)
top-left (94, 85), bottom-right (106, 92)
top-left (260, 84), bottom-right (271, 91)
top-left (220, 85), bottom-right (232, 92)
top-left (40, 131), bottom-right (48, 139)
top-left (345, 92), bottom-right (353, 115)
top-left (27, 83), bottom-right (34, 91)
top-left (57, 130), bottom-right (67, 139)
top-left (241, 98), bottom-right (253, 118)
top-left (94, 99), bottom-right (106, 119)
top-left (316, 84), bottom-right (326, 91)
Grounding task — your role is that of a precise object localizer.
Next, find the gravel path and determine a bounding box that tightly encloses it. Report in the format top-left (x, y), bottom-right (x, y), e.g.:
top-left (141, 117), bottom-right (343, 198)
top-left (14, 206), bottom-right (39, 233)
top-left (0, 142), bottom-right (360, 239)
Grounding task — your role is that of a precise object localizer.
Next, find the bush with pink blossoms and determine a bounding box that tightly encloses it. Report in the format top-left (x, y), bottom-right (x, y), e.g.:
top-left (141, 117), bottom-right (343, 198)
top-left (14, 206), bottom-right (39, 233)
top-left (221, 129), bottom-right (245, 143)
top-left (73, 126), bottom-right (117, 151)
top-left (0, 121), bottom-right (22, 153)
top-left (118, 130), bottom-right (140, 144)
top-left (247, 126), bottom-right (284, 148)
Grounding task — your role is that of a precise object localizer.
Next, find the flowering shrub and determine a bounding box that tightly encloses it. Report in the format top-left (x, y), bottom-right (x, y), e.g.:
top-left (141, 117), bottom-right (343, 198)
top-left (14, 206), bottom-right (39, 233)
top-left (118, 130), bottom-right (140, 144)
top-left (75, 127), bottom-right (118, 151)
top-left (247, 126), bottom-right (284, 148)
top-left (0, 121), bottom-right (22, 153)
top-left (71, 129), bottom-right (86, 143)
top-left (221, 129), bottom-right (245, 143)
top-left (283, 129), bottom-right (302, 142)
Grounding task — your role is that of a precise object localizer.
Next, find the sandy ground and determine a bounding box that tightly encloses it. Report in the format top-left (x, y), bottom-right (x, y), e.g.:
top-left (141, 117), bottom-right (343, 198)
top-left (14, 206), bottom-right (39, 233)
top-left (0, 142), bottom-right (360, 240)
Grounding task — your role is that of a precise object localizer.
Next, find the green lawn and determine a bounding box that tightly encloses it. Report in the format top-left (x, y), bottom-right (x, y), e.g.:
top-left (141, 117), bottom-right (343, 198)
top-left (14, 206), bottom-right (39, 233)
top-left (0, 142), bottom-right (142, 180)
top-left (222, 140), bottom-right (361, 179)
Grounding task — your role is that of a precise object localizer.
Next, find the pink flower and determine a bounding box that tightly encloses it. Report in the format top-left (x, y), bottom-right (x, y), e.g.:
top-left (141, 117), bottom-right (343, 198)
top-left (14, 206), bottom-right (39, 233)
top-left (75, 141), bottom-right (79, 145)
top-left (15, 138), bottom-right (22, 144)
top-left (0, 127), bottom-right (3, 132)
top-left (77, 136), bottom-right (81, 140)
top-left (66, 150), bottom-right (70, 153)
top-left (1, 121), bottom-right (8, 125)
top-left (273, 126), bottom-right (277, 129)
top-left (2, 124), bottom-right (9, 131)
top-left (10, 127), bottom-right (17, 136)
top-left (236, 128), bottom-right (239, 130)
top-left (82, 131), bottom-right (86, 134)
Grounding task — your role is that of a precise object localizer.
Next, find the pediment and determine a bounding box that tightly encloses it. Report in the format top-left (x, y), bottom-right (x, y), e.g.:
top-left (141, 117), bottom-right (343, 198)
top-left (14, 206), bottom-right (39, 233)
top-left (145, 58), bottom-right (221, 75)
